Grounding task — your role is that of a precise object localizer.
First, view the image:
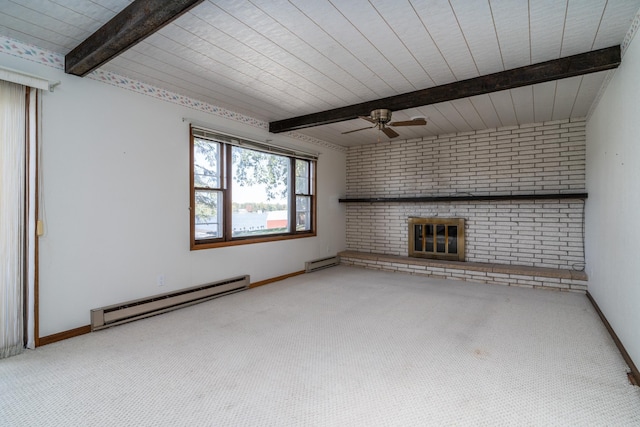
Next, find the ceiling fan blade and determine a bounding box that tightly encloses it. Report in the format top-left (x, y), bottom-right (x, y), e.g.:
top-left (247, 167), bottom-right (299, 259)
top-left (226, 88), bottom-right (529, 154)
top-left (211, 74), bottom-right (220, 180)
top-left (389, 118), bottom-right (427, 126)
top-left (382, 127), bottom-right (399, 138)
top-left (341, 125), bottom-right (376, 135)
top-left (359, 115), bottom-right (376, 124)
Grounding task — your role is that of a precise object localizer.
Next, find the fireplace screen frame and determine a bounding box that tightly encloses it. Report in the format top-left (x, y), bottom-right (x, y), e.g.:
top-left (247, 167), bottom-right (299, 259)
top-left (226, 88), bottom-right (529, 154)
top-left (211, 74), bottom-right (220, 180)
top-left (408, 217), bottom-right (465, 261)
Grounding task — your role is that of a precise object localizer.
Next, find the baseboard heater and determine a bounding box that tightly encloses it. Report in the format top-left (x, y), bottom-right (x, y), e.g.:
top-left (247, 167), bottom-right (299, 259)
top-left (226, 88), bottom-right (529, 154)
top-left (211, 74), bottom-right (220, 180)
top-left (305, 256), bottom-right (339, 273)
top-left (90, 275), bottom-right (250, 331)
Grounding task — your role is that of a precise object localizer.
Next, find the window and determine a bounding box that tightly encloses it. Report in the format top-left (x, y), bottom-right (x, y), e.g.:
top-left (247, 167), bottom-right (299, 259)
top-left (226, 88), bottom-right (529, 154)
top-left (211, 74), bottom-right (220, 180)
top-left (190, 127), bottom-right (316, 249)
top-left (295, 159), bottom-right (313, 232)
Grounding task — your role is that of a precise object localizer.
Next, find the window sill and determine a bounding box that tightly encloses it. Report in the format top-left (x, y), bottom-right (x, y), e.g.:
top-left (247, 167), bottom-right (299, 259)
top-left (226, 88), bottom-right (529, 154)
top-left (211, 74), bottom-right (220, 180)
top-left (191, 231), bottom-right (316, 250)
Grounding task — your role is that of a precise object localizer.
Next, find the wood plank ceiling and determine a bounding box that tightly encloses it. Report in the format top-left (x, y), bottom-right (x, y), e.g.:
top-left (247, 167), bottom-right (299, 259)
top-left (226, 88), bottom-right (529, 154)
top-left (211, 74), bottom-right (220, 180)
top-left (1, 0), bottom-right (639, 147)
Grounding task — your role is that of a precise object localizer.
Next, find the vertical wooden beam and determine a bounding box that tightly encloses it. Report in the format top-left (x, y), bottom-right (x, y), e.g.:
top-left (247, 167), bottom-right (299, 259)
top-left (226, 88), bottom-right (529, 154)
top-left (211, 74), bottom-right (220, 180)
top-left (65, 0), bottom-right (204, 76)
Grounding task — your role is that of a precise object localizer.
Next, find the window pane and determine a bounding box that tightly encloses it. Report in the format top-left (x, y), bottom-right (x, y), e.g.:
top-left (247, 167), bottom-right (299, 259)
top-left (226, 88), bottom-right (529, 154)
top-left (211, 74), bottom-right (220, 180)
top-left (194, 190), bottom-right (223, 240)
top-left (295, 159), bottom-right (309, 194)
top-left (194, 138), bottom-right (220, 188)
top-left (448, 225), bottom-right (458, 254)
top-left (426, 225), bottom-right (434, 252)
top-left (296, 196), bottom-right (311, 231)
top-left (436, 225), bottom-right (445, 252)
top-left (414, 225), bottom-right (423, 252)
top-left (231, 146), bottom-right (289, 237)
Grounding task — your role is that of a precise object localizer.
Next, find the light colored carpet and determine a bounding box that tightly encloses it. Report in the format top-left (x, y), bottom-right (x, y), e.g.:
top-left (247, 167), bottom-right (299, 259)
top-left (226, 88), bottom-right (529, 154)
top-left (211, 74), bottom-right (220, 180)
top-left (1, 265), bottom-right (639, 426)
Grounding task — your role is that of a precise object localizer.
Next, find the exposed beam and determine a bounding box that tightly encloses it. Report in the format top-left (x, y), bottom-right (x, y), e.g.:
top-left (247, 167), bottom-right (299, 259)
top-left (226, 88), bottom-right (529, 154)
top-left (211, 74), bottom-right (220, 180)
top-left (269, 45), bottom-right (620, 133)
top-left (65, 0), bottom-right (204, 76)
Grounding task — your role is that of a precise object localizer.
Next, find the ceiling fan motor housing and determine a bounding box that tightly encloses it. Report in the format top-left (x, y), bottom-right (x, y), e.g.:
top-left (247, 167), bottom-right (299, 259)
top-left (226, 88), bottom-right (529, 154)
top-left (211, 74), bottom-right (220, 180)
top-left (371, 109), bottom-right (392, 124)
top-left (341, 108), bottom-right (425, 137)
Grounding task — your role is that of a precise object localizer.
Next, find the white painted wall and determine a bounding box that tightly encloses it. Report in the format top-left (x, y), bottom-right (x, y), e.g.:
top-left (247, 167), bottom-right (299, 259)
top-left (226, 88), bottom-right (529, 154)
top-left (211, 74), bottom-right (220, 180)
top-left (0, 53), bottom-right (346, 337)
top-left (586, 33), bottom-right (640, 369)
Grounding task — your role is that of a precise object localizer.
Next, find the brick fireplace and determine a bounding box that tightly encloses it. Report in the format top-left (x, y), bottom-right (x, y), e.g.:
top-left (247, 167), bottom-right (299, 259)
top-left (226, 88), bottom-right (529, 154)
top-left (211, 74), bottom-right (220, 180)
top-left (343, 118), bottom-right (587, 272)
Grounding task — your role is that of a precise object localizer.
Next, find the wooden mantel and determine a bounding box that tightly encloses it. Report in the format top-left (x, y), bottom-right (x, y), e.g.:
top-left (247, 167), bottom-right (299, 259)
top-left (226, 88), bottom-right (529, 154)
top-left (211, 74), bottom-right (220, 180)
top-left (339, 192), bottom-right (588, 204)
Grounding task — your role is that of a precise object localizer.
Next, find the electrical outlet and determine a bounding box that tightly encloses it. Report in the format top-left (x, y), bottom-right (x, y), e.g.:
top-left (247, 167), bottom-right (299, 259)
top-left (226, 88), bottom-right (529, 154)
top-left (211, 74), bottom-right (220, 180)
top-left (157, 274), bottom-right (165, 286)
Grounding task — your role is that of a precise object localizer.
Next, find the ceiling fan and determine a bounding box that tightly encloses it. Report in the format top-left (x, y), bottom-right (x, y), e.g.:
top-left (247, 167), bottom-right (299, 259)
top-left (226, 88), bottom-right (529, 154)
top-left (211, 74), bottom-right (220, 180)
top-left (341, 109), bottom-right (427, 138)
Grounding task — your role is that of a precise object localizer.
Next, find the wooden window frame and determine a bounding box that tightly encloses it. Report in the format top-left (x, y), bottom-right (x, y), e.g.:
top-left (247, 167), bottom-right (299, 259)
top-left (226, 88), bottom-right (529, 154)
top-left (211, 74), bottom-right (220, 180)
top-left (190, 127), bottom-right (317, 250)
top-left (294, 158), bottom-right (314, 233)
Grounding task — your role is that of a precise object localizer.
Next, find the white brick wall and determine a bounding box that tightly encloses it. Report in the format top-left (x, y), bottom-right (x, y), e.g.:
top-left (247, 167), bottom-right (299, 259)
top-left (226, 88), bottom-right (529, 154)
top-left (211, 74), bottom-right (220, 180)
top-left (345, 118), bottom-right (586, 270)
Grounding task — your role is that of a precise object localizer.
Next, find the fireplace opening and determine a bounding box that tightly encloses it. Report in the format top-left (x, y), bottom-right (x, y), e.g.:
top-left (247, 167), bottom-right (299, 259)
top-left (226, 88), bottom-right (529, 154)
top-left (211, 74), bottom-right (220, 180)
top-left (408, 217), bottom-right (465, 261)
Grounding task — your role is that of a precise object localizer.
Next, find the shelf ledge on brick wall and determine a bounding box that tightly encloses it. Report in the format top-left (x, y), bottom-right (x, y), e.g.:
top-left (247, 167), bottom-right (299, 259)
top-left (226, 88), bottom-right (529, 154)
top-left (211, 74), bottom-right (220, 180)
top-left (338, 250), bottom-right (588, 292)
top-left (338, 192), bottom-right (588, 203)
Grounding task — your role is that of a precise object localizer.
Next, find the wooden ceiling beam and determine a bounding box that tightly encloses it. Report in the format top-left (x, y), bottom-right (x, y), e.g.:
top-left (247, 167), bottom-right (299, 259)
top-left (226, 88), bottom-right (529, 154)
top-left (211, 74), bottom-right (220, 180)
top-left (269, 45), bottom-right (620, 133)
top-left (65, 0), bottom-right (204, 76)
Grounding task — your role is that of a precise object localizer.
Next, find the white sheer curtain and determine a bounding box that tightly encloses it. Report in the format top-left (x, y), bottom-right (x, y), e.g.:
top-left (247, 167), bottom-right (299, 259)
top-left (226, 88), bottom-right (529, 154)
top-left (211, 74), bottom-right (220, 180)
top-left (0, 79), bottom-right (37, 358)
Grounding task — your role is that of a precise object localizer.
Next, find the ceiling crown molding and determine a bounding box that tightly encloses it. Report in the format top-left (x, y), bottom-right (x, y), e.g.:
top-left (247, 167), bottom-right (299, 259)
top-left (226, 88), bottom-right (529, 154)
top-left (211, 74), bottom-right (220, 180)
top-left (622, 8), bottom-right (640, 57)
top-left (0, 36), bottom-right (64, 69)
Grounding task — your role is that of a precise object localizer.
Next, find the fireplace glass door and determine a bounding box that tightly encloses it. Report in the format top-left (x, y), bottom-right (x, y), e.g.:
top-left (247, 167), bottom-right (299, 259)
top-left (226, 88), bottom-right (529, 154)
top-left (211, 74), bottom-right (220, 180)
top-left (409, 218), bottom-right (465, 261)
